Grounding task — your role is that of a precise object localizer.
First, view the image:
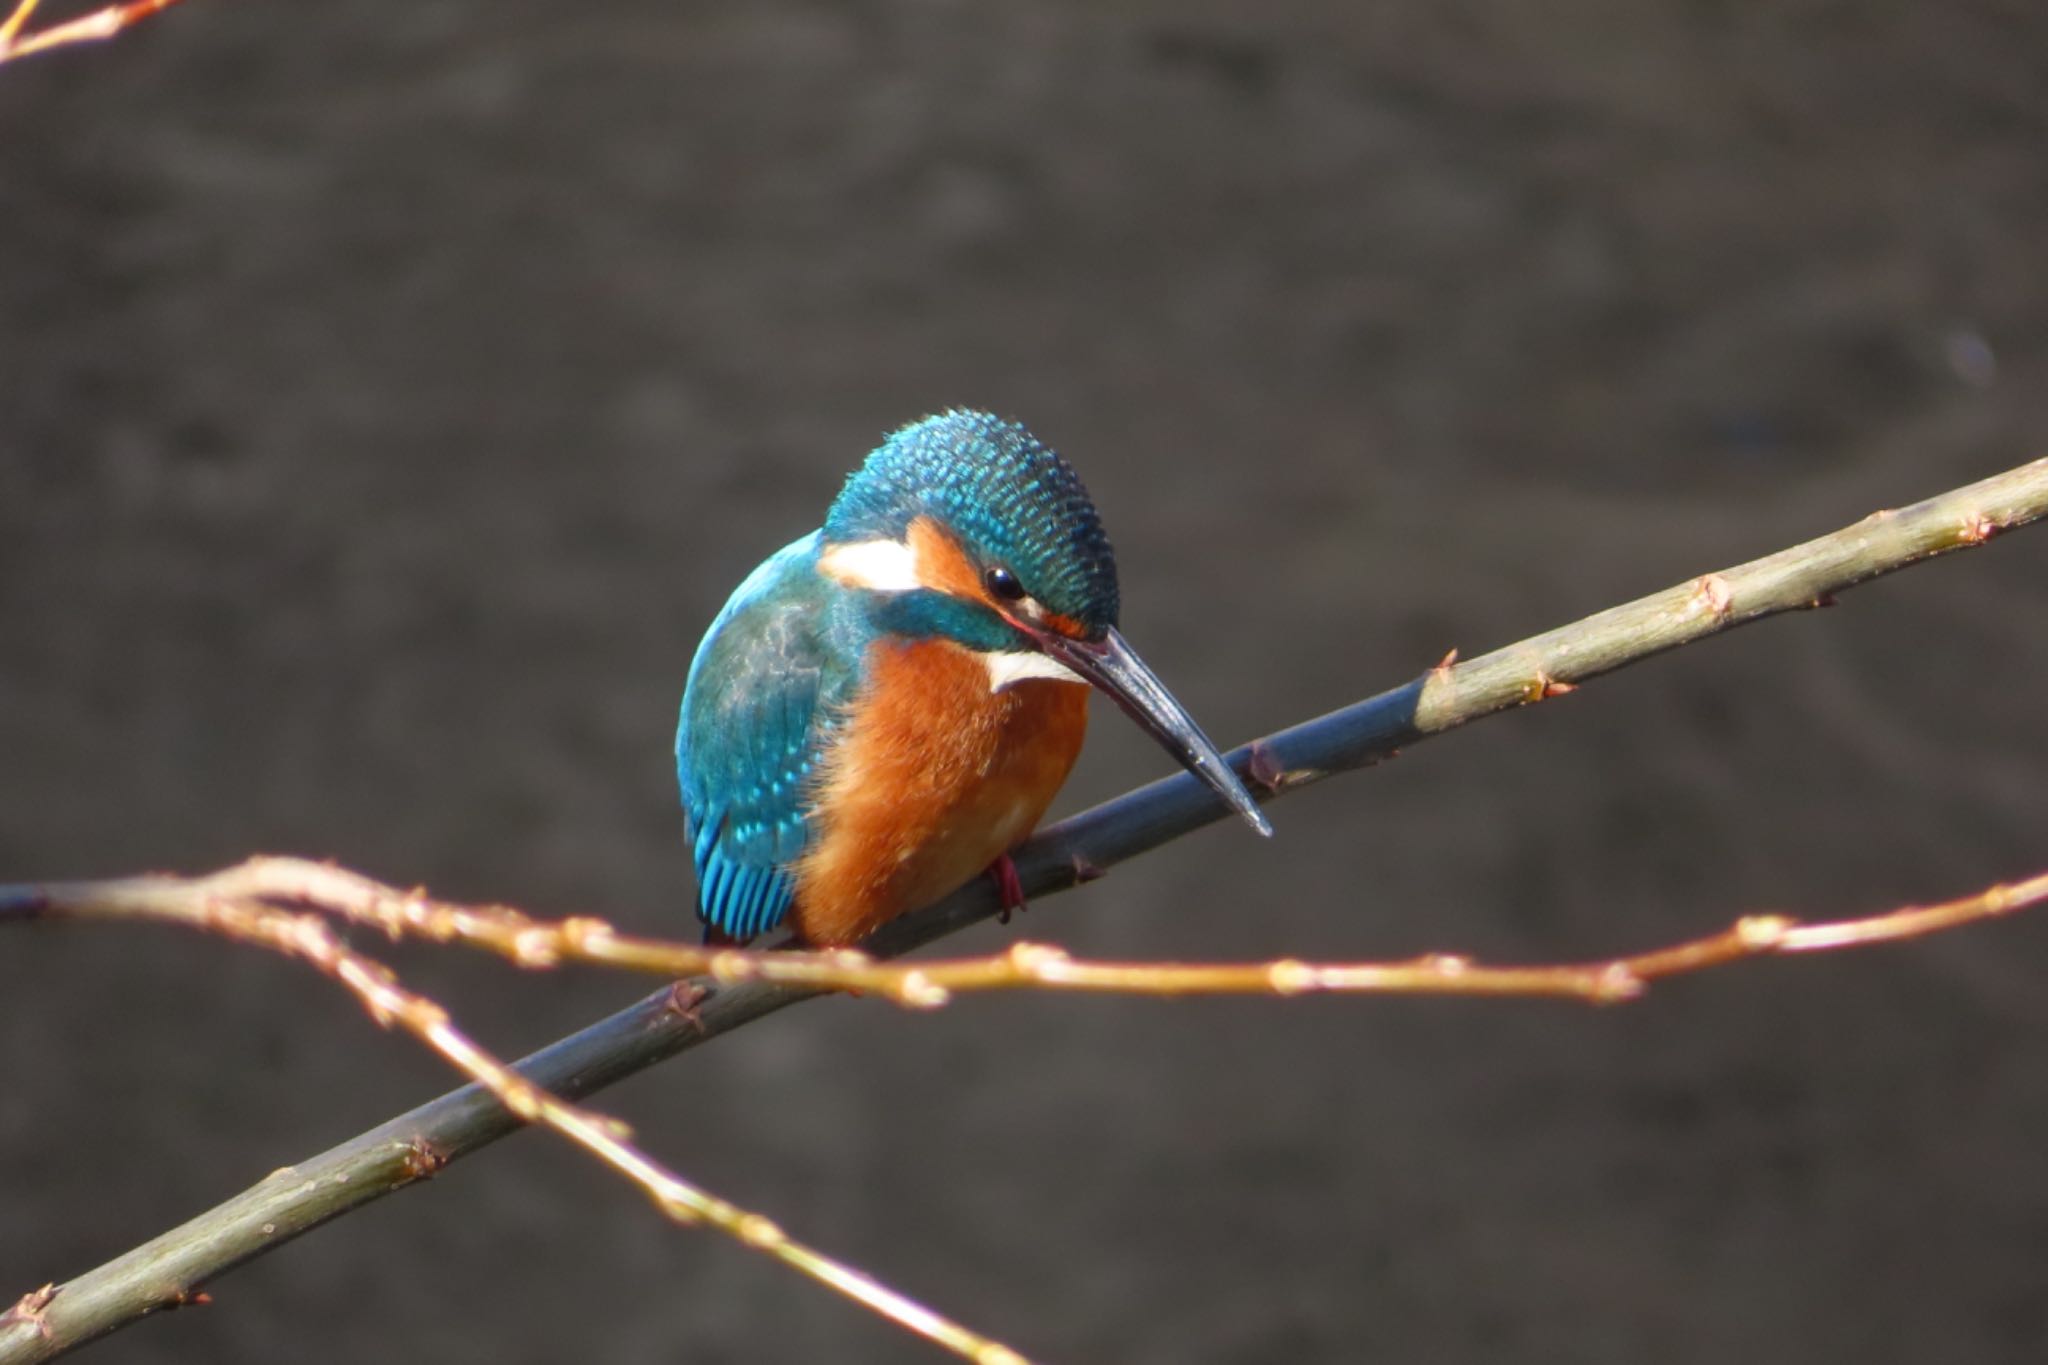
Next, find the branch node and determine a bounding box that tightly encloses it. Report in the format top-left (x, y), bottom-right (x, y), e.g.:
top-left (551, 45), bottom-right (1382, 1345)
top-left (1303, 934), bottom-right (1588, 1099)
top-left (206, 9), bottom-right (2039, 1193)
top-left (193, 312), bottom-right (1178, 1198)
top-left (511, 926), bottom-right (562, 968)
top-left (655, 1193), bottom-right (704, 1226)
top-left (893, 970), bottom-right (951, 1009)
top-left (1266, 959), bottom-right (1315, 995)
top-left (736, 1214), bottom-right (784, 1248)
top-left (561, 916), bottom-right (615, 953)
top-left (661, 981), bottom-right (709, 1032)
top-left (402, 1136), bottom-right (449, 1180)
top-left (1008, 941), bottom-right (1070, 972)
top-left (1736, 914), bottom-right (1794, 948)
top-left (1, 1284), bottom-right (59, 1341)
top-left (708, 950), bottom-right (753, 983)
top-left (1693, 573), bottom-right (1735, 618)
top-left (1591, 964), bottom-right (1643, 1003)
top-left (1246, 740), bottom-right (1290, 794)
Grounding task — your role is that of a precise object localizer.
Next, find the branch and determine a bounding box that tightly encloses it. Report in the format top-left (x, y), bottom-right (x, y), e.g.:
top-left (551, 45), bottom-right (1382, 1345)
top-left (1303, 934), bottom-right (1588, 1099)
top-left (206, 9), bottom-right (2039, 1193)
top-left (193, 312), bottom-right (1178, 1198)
top-left (7, 875), bottom-right (2043, 1365)
top-left (0, 886), bottom-right (1030, 1365)
top-left (5, 454), bottom-right (2046, 1362)
top-left (0, 0), bottom-right (188, 65)
top-left (14, 856), bottom-right (2048, 1008)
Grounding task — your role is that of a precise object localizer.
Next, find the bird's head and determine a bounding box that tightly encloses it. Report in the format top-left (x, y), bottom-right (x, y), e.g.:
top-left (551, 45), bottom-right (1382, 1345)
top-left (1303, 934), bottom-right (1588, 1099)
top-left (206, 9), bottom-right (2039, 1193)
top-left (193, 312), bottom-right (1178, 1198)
top-left (820, 410), bottom-right (1270, 837)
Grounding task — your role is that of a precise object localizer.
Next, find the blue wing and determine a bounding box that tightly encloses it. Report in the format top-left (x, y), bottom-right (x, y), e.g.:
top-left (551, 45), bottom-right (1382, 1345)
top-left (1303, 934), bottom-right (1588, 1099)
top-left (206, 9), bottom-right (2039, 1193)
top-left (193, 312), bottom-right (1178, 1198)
top-left (676, 533), bottom-right (856, 941)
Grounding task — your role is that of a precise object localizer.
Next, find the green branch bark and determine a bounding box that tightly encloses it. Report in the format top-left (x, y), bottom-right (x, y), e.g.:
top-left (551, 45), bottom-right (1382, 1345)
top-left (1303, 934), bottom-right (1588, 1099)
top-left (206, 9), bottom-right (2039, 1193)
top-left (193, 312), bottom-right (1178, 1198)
top-left (4, 454), bottom-right (2046, 1363)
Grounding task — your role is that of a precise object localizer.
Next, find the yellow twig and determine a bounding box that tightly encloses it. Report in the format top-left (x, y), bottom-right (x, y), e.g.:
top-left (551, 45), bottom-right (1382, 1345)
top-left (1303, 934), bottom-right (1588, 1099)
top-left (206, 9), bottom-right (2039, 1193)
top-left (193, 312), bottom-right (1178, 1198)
top-left (0, 0), bottom-right (43, 47)
top-left (12, 856), bottom-right (2044, 1010)
top-left (10, 451), bottom-right (2048, 1358)
top-left (19, 857), bottom-right (2037, 1365)
top-left (0, 0), bottom-right (187, 65)
top-left (6, 880), bottom-right (1028, 1365)
top-left (10, 858), bottom-right (2038, 1362)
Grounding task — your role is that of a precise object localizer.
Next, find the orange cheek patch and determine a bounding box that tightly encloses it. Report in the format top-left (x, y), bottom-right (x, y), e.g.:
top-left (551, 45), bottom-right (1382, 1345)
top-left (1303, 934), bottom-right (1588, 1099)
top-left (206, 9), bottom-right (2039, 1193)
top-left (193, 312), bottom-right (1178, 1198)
top-left (1035, 611), bottom-right (1091, 640)
top-left (905, 516), bottom-right (988, 603)
top-left (906, 515), bottom-right (1097, 639)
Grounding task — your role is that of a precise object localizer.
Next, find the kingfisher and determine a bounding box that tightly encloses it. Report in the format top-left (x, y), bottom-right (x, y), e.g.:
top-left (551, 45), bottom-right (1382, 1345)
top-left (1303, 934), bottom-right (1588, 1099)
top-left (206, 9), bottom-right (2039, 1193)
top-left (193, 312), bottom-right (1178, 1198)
top-left (675, 410), bottom-right (1270, 948)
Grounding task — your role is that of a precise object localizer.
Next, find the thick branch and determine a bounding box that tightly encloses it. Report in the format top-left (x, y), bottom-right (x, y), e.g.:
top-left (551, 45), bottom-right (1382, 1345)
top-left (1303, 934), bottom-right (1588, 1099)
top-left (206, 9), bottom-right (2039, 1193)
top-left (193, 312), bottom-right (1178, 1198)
top-left (0, 890), bottom-right (1028, 1363)
top-left (5, 454), bottom-right (2045, 1362)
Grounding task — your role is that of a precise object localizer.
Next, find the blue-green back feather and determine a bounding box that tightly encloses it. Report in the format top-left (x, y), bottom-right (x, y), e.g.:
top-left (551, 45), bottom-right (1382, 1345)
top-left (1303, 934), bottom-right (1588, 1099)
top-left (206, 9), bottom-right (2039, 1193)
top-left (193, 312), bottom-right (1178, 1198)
top-left (676, 532), bottom-right (863, 940)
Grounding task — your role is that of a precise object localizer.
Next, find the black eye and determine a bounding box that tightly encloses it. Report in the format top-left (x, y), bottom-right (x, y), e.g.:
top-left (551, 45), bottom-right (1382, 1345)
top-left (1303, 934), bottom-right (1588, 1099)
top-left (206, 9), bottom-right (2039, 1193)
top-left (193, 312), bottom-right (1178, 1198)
top-left (984, 566), bottom-right (1026, 602)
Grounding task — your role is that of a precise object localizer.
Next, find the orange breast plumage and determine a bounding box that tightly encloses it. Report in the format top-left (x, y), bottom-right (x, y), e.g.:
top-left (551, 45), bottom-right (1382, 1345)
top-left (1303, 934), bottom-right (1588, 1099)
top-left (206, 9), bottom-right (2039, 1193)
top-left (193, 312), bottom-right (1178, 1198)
top-left (790, 637), bottom-right (1089, 947)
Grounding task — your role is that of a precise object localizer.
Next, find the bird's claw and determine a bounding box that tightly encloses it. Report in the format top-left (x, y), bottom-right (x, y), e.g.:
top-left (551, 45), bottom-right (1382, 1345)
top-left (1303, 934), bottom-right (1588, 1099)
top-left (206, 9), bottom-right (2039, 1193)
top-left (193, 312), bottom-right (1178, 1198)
top-left (987, 855), bottom-right (1027, 924)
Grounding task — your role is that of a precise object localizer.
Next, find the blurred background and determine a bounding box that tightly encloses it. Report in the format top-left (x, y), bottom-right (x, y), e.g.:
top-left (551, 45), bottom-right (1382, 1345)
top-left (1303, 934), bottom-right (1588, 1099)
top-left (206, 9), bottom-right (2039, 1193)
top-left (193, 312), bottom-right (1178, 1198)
top-left (5, 3), bottom-right (2048, 1361)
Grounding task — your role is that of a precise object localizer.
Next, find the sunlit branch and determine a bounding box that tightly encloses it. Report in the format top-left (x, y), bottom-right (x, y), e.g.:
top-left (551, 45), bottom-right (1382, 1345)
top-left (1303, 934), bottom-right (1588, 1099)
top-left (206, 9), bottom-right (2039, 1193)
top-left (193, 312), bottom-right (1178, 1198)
top-left (0, 882), bottom-right (1027, 1364)
top-left (0, 0), bottom-right (187, 64)
top-left (3, 453), bottom-right (2046, 1362)
top-left (11, 857), bottom-right (2045, 1010)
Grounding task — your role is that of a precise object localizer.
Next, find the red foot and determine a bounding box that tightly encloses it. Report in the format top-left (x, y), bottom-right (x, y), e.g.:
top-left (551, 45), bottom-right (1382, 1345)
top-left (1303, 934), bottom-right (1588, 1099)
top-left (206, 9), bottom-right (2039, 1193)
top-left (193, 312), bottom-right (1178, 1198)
top-left (987, 854), bottom-right (1027, 924)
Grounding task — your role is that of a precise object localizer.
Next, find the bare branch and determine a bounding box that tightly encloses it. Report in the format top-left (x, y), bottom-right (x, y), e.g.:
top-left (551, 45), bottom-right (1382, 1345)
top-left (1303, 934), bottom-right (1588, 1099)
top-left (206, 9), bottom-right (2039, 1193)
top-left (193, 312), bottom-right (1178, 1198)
top-left (13, 856), bottom-right (2046, 1008)
top-left (0, 0), bottom-right (188, 65)
top-left (4, 453), bottom-right (2047, 1361)
top-left (1, 879), bottom-right (1029, 1363)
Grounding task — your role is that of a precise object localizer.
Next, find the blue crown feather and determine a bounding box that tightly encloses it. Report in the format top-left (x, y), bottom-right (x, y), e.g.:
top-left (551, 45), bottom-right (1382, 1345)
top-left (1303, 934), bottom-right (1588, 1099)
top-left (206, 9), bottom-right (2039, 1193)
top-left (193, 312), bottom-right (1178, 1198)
top-left (823, 410), bottom-right (1121, 637)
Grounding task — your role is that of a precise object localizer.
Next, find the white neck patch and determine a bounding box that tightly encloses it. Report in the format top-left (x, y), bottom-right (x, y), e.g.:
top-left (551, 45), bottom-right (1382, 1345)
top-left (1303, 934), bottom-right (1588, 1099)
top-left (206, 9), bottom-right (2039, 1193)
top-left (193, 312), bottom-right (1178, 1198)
top-left (984, 650), bottom-right (1086, 693)
top-left (821, 538), bottom-right (1087, 693)
top-left (817, 538), bottom-right (921, 592)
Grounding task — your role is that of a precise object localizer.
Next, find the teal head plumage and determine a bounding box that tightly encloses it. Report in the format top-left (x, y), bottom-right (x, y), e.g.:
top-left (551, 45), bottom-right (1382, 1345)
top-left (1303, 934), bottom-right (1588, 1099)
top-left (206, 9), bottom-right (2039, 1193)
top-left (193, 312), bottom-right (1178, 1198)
top-left (824, 409), bottom-right (1120, 638)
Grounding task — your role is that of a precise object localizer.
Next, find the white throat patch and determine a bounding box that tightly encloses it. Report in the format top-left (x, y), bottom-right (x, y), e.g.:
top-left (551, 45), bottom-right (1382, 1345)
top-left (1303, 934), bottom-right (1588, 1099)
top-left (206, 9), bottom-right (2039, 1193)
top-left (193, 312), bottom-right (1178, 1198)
top-left (983, 651), bottom-right (1086, 693)
top-left (820, 538), bottom-right (1086, 693)
top-left (817, 538), bottom-right (921, 592)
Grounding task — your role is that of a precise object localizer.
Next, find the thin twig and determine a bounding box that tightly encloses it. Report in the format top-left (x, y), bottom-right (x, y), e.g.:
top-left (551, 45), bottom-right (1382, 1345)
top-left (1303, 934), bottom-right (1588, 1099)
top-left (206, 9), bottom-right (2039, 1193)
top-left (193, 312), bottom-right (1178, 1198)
top-left (4, 454), bottom-right (2047, 1363)
top-left (0, 0), bottom-right (41, 48)
top-left (0, 883), bottom-right (1028, 1363)
top-left (11, 857), bottom-right (2046, 1009)
top-left (0, 0), bottom-right (187, 64)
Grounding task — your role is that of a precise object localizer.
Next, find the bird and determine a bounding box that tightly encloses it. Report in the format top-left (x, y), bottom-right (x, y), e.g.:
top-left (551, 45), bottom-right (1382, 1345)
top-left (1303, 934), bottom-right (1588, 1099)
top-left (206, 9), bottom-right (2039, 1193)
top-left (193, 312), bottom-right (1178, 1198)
top-left (675, 409), bottom-right (1271, 948)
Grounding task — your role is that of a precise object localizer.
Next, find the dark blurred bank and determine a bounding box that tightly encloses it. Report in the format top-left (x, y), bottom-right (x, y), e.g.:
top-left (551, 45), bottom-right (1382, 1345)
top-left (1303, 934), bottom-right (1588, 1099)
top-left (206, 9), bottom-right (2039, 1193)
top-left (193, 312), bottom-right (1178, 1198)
top-left (4, 4), bottom-right (2048, 1362)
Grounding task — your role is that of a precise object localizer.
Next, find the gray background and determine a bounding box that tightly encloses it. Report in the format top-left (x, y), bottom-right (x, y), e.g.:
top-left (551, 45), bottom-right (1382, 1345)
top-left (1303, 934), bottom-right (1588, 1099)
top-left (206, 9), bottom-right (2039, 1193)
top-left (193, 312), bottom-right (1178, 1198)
top-left (6, 2), bottom-right (2048, 1361)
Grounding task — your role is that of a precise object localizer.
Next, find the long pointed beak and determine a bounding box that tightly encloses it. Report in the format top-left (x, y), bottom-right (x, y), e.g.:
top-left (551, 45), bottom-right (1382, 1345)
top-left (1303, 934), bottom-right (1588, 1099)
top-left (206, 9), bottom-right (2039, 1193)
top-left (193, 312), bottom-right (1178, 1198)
top-left (1034, 626), bottom-right (1273, 837)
